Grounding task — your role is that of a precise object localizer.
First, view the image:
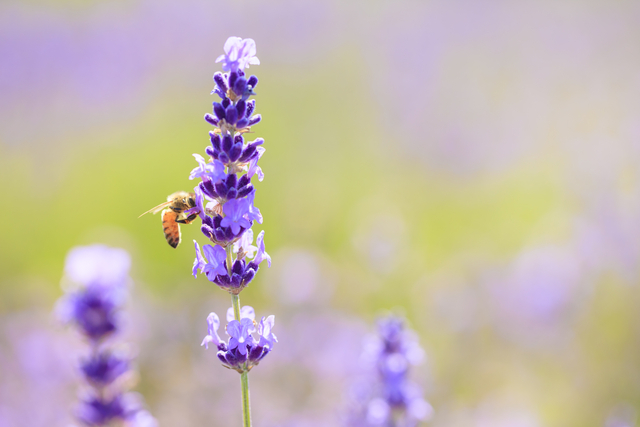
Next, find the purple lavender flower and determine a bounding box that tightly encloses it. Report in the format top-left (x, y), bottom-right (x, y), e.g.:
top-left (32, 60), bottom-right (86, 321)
top-left (80, 350), bottom-right (129, 386)
top-left (227, 318), bottom-right (256, 356)
top-left (234, 228), bottom-right (258, 259)
top-left (193, 37), bottom-right (275, 426)
top-left (251, 230), bottom-right (271, 269)
top-left (201, 243), bottom-right (229, 280)
top-left (191, 36), bottom-right (271, 296)
top-left (57, 287), bottom-right (119, 341)
top-left (190, 153), bottom-right (226, 182)
top-left (76, 394), bottom-right (130, 426)
top-left (201, 306), bottom-right (276, 373)
top-left (56, 245), bottom-right (130, 342)
top-left (201, 312), bottom-right (225, 350)
top-left (221, 198), bottom-right (252, 235)
top-left (257, 315), bottom-right (277, 348)
top-left (56, 245), bottom-right (157, 426)
top-left (346, 315), bottom-right (432, 427)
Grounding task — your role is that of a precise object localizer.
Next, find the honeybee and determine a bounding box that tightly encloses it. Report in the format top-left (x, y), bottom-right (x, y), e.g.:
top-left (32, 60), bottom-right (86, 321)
top-left (139, 191), bottom-right (198, 248)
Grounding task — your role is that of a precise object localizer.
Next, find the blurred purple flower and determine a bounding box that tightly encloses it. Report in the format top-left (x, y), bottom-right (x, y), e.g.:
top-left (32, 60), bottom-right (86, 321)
top-left (57, 287), bottom-right (119, 341)
top-left (346, 315), bottom-right (432, 427)
top-left (486, 244), bottom-right (584, 347)
top-left (80, 350), bottom-right (130, 386)
top-left (76, 394), bottom-right (130, 426)
top-left (57, 245), bottom-right (157, 426)
top-left (56, 245), bottom-right (131, 342)
top-left (64, 245), bottom-right (130, 290)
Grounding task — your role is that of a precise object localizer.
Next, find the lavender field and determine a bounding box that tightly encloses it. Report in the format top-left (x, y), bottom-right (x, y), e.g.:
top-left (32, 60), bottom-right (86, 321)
top-left (1, 1), bottom-right (640, 426)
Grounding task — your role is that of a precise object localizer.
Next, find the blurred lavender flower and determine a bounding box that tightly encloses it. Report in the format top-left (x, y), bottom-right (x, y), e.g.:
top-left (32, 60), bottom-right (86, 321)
top-left (346, 315), bottom-right (432, 427)
top-left (56, 244), bottom-right (157, 427)
top-left (56, 245), bottom-right (130, 342)
top-left (485, 244), bottom-right (586, 348)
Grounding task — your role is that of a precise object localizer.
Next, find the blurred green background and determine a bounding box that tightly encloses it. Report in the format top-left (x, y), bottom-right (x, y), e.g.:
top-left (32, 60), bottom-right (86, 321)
top-left (1, 0), bottom-right (640, 426)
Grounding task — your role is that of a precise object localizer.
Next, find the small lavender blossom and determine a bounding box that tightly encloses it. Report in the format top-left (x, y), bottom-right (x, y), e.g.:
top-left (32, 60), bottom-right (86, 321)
top-left (190, 153), bottom-right (225, 182)
top-left (75, 394), bottom-right (130, 426)
top-left (202, 243), bottom-right (229, 279)
top-left (234, 229), bottom-right (258, 259)
top-left (201, 312), bottom-right (224, 350)
top-left (221, 198), bottom-right (252, 235)
top-left (216, 37), bottom-right (260, 73)
top-left (57, 287), bottom-right (119, 341)
top-left (227, 318), bottom-right (256, 356)
top-left (252, 230), bottom-right (271, 268)
top-left (247, 146), bottom-right (265, 182)
top-left (257, 315), bottom-right (277, 348)
top-left (246, 191), bottom-right (263, 224)
top-left (201, 306), bottom-right (277, 373)
top-left (57, 245), bottom-right (157, 427)
top-left (80, 350), bottom-right (130, 386)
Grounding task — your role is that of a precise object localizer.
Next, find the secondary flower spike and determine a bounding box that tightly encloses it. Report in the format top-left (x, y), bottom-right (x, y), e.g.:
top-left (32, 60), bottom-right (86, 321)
top-left (56, 245), bottom-right (157, 427)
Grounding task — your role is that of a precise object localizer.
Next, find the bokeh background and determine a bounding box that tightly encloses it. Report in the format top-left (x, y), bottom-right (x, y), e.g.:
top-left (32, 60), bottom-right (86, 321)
top-left (1, 0), bottom-right (640, 426)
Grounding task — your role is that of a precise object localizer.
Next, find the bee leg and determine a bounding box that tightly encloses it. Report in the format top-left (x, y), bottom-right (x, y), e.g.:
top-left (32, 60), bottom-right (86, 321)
top-left (176, 213), bottom-right (198, 225)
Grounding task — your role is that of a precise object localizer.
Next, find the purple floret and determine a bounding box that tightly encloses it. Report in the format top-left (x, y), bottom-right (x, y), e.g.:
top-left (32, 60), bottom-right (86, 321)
top-left (215, 37), bottom-right (260, 73)
top-left (80, 350), bottom-right (129, 386)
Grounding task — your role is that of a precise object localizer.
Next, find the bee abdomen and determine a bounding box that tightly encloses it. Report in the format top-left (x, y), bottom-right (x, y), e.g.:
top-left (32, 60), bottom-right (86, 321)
top-left (161, 209), bottom-right (181, 249)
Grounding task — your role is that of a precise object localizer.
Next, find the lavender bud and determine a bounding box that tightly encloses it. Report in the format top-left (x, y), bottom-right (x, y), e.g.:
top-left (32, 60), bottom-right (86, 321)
top-left (213, 72), bottom-right (228, 93)
top-left (205, 113), bottom-right (219, 126)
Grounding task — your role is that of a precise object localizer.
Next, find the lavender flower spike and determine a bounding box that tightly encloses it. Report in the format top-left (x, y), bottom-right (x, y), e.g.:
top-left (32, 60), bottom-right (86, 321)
top-left (56, 245), bottom-right (157, 427)
top-left (193, 36), bottom-right (273, 427)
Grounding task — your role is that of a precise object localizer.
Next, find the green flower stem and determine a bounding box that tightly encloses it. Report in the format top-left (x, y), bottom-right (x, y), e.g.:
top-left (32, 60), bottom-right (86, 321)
top-left (227, 245), bottom-right (252, 427)
top-left (240, 370), bottom-right (252, 427)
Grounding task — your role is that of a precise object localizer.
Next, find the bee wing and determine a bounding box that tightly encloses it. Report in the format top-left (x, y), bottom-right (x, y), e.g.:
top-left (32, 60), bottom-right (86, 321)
top-left (138, 200), bottom-right (174, 218)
